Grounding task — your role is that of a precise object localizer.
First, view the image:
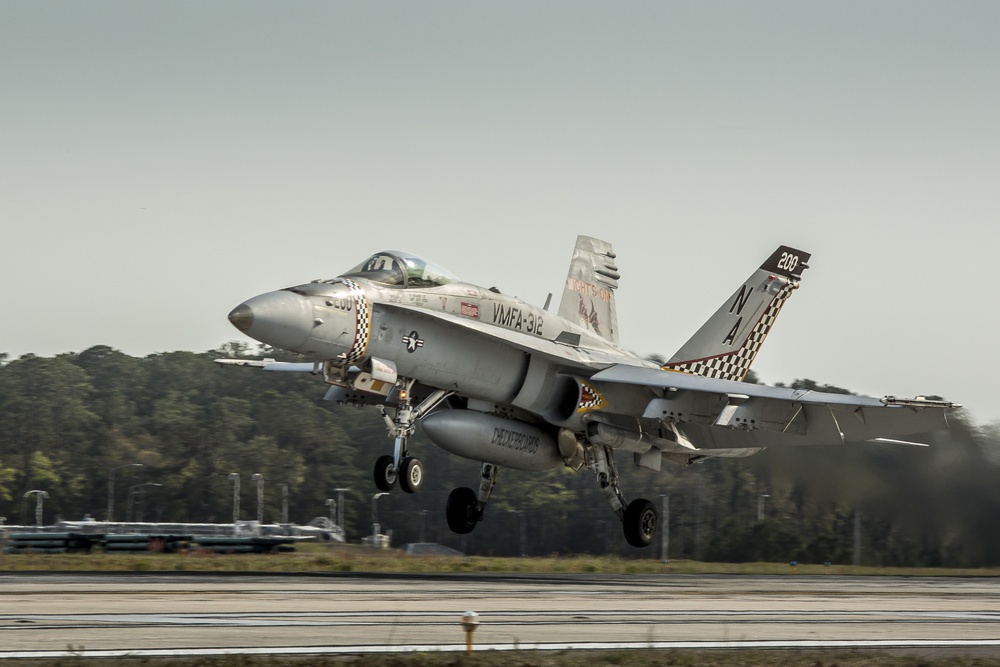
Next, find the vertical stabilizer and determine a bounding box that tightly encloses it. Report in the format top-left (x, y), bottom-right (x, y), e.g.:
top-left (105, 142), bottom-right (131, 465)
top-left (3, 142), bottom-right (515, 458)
top-left (664, 246), bottom-right (810, 381)
top-left (557, 236), bottom-right (621, 344)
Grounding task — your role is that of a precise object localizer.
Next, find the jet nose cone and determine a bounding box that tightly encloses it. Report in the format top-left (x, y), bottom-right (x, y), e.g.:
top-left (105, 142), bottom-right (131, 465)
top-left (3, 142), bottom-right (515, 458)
top-left (227, 291), bottom-right (313, 350)
top-left (228, 304), bottom-right (254, 332)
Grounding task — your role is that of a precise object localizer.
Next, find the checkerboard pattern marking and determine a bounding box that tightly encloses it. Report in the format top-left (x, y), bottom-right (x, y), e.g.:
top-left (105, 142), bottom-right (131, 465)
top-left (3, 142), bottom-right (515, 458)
top-left (664, 281), bottom-right (798, 382)
top-left (340, 278), bottom-right (371, 364)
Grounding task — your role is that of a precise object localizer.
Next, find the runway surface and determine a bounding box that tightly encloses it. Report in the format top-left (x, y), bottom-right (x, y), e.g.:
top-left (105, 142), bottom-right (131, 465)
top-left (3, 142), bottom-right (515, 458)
top-left (1, 572), bottom-right (999, 658)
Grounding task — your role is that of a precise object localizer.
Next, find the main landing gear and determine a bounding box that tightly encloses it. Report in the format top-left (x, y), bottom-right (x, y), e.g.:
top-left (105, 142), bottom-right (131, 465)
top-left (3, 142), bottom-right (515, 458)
top-left (369, 385), bottom-right (657, 548)
top-left (442, 446), bottom-right (657, 549)
top-left (590, 444), bottom-right (658, 548)
top-left (373, 380), bottom-right (451, 494)
top-left (445, 463), bottom-right (498, 534)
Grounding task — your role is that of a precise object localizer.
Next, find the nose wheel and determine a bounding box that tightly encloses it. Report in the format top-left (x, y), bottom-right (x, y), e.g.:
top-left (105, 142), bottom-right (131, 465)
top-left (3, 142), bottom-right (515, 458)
top-left (373, 455), bottom-right (424, 494)
top-left (373, 455), bottom-right (397, 492)
top-left (399, 457), bottom-right (424, 493)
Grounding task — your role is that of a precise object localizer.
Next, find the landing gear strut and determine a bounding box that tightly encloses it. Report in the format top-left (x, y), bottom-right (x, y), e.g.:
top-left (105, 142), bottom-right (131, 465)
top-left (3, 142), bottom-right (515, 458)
top-left (446, 463), bottom-right (498, 535)
top-left (590, 444), bottom-right (657, 548)
top-left (373, 380), bottom-right (451, 494)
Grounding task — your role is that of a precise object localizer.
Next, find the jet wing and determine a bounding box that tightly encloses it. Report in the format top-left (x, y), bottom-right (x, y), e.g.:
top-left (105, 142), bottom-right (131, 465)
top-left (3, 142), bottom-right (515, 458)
top-left (592, 364), bottom-right (959, 446)
top-left (378, 303), bottom-right (626, 368)
top-left (594, 365), bottom-right (887, 406)
top-left (214, 358), bottom-right (320, 372)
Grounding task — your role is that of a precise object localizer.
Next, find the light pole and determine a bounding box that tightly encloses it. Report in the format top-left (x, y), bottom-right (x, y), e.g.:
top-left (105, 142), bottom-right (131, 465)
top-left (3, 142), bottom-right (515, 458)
top-left (251, 473), bottom-right (264, 524)
top-left (507, 509), bottom-right (527, 557)
top-left (23, 490), bottom-right (49, 527)
top-left (107, 463), bottom-right (143, 523)
top-left (659, 494), bottom-right (670, 563)
top-left (853, 508), bottom-right (862, 566)
top-left (758, 494), bottom-right (770, 522)
top-left (333, 487), bottom-right (350, 538)
top-left (419, 509), bottom-right (429, 543)
top-left (281, 484), bottom-right (289, 524)
top-left (127, 483), bottom-right (162, 524)
top-left (371, 492), bottom-right (388, 547)
top-left (228, 473), bottom-right (240, 530)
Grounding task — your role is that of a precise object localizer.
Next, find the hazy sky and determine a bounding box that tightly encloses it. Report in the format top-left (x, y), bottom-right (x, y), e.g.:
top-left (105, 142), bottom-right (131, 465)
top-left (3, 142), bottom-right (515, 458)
top-left (2, 2), bottom-right (998, 422)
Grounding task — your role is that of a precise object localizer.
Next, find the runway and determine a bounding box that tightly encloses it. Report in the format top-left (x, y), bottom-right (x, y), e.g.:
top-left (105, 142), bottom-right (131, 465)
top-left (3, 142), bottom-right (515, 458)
top-left (1, 572), bottom-right (999, 658)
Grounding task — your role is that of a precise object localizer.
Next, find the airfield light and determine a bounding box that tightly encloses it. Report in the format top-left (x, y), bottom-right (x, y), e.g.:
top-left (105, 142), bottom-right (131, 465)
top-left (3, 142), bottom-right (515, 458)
top-left (460, 611), bottom-right (480, 654)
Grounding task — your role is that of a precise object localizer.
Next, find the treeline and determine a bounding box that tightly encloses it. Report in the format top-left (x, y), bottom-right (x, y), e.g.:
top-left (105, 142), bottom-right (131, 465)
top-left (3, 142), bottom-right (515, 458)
top-left (1, 345), bottom-right (998, 566)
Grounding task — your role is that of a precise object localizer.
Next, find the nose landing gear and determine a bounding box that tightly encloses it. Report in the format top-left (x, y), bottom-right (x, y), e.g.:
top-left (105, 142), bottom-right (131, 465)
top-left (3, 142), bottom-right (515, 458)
top-left (373, 380), bottom-right (451, 494)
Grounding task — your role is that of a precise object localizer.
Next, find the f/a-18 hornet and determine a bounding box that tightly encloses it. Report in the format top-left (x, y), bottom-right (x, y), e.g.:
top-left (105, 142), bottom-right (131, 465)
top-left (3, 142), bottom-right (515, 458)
top-left (219, 237), bottom-right (958, 547)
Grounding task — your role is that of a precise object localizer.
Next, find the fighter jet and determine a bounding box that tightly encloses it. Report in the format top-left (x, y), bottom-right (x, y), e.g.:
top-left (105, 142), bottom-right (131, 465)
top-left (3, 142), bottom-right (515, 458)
top-left (218, 237), bottom-right (958, 547)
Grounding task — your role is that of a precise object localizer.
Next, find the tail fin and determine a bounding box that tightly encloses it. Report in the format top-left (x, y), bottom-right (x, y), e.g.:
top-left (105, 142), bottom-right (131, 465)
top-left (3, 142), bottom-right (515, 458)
top-left (556, 236), bottom-right (621, 344)
top-left (663, 245), bottom-right (810, 381)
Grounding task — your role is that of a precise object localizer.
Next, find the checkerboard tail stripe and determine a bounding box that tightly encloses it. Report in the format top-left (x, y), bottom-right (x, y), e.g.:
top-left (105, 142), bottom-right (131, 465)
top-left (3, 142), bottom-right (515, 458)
top-left (663, 282), bottom-right (797, 382)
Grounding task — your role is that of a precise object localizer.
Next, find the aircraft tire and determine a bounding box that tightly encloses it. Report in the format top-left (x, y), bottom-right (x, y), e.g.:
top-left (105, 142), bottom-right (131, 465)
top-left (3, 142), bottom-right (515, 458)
top-left (623, 498), bottom-right (657, 548)
top-left (373, 455), bottom-right (397, 492)
top-left (399, 457), bottom-right (424, 494)
top-left (446, 487), bottom-right (480, 534)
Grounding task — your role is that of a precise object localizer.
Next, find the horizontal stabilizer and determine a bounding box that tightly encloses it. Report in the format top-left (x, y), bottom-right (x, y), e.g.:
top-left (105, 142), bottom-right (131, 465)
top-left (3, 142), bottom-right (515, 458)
top-left (594, 363), bottom-right (958, 445)
top-left (636, 444), bottom-right (765, 470)
top-left (868, 437), bottom-right (930, 447)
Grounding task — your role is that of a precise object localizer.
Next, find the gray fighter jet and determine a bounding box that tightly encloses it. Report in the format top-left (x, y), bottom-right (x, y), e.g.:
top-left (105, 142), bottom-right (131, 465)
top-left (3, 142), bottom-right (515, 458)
top-left (218, 237), bottom-right (958, 547)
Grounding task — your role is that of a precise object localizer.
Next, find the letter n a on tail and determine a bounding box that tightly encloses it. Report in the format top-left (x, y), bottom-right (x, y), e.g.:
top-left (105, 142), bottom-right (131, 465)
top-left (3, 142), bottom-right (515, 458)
top-left (663, 245), bottom-right (810, 381)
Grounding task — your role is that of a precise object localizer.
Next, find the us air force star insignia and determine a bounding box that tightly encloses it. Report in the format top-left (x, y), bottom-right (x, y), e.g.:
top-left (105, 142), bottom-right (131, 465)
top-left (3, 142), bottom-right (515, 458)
top-left (402, 331), bottom-right (424, 353)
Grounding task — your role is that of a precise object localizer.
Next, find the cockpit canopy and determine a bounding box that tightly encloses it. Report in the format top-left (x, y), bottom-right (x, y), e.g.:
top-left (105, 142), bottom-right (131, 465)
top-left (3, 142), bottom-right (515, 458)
top-left (343, 251), bottom-right (458, 288)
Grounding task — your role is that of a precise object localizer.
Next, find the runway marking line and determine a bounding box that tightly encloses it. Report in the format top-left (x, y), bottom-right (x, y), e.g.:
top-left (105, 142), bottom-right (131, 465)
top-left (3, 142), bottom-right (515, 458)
top-left (4, 638), bottom-right (1000, 660)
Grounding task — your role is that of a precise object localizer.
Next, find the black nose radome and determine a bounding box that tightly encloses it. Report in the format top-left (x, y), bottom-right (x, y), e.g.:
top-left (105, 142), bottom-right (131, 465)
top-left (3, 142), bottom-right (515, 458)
top-left (228, 304), bottom-right (254, 332)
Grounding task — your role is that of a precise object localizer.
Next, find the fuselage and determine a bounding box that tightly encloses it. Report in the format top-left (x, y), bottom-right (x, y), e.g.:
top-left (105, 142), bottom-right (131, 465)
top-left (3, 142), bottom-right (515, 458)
top-left (229, 251), bottom-right (655, 411)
